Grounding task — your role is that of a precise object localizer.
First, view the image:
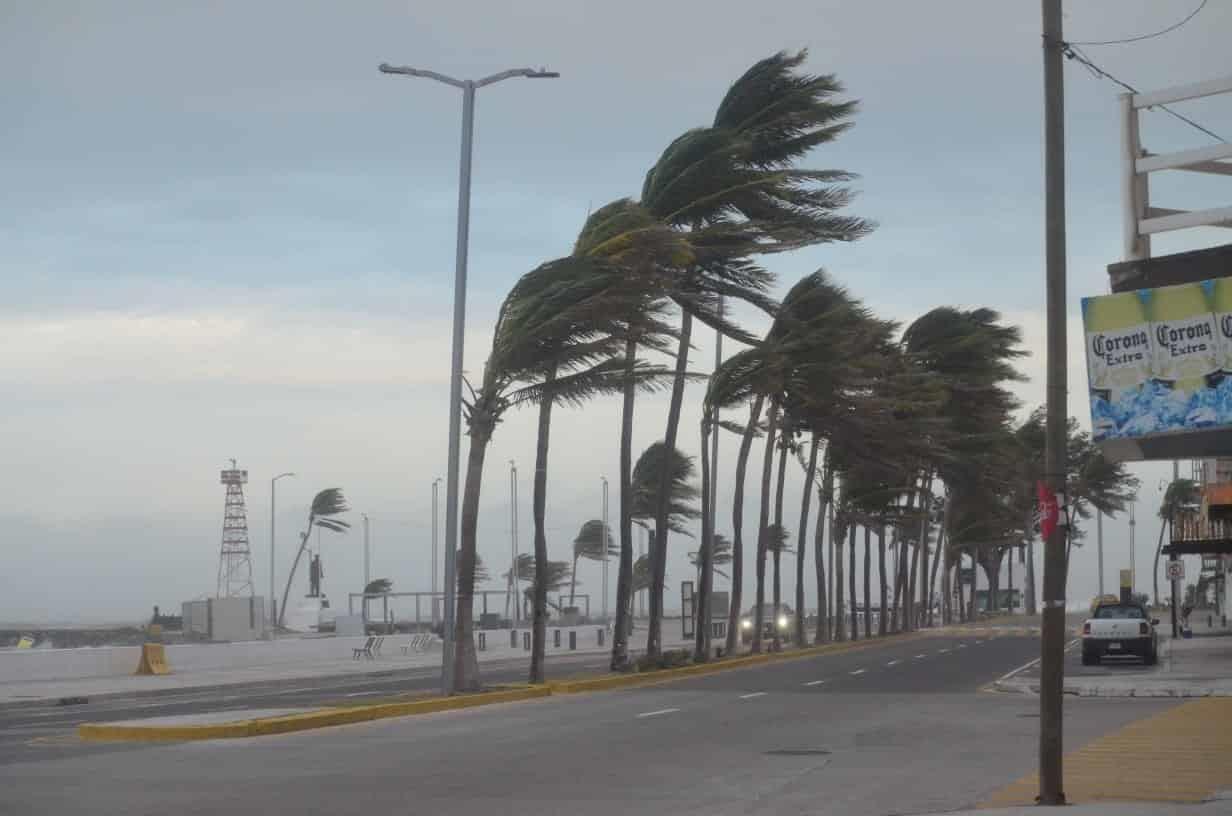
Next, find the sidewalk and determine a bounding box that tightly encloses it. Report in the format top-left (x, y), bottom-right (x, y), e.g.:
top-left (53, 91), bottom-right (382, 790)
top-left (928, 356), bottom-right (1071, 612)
top-left (0, 625), bottom-right (690, 706)
top-left (996, 617), bottom-right (1232, 698)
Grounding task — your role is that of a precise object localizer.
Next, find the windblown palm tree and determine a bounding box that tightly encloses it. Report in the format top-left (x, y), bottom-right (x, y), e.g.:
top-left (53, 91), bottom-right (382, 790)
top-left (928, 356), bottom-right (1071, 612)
top-left (278, 488), bottom-right (350, 629)
top-left (570, 520), bottom-right (616, 608)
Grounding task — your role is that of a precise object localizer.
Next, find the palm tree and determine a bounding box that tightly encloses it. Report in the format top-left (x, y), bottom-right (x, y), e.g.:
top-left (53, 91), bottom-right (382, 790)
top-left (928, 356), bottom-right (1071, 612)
top-left (642, 51), bottom-right (873, 658)
top-left (689, 534), bottom-right (732, 582)
top-left (570, 520), bottom-right (616, 608)
top-left (278, 488), bottom-right (350, 629)
top-left (1154, 479), bottom-right (1199, 606)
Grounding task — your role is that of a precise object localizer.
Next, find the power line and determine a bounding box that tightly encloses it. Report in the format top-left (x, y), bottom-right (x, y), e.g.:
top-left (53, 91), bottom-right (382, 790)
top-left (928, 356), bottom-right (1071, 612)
top-left (1070, 0), bottom-right (1208, 46)
top-left (1062, 43), bottom-right (1226, 143)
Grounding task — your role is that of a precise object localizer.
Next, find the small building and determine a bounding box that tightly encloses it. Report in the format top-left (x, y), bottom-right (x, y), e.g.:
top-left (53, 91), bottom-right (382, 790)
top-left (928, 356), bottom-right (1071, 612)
top-left (182, 596), bottom-right (268, 642)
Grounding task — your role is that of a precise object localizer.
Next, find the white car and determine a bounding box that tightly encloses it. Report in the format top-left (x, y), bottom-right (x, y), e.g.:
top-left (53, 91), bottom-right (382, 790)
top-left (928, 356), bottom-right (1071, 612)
top-left (1081, 601), bottom-right (1159, 666)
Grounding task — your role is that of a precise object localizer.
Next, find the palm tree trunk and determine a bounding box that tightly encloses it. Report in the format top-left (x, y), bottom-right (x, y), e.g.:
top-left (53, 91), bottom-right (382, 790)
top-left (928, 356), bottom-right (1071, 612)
top-left (1025, 536), bottom-right (1037, 615)
top-left (278, 530), bottom-right (311, 629)
top-left (649, 311), bottom-right (693, 658)
top-left (772, 431), bottom-right (788, 651)
top-left (453, 423), bottom-right (494, 692)
top-left (863, 524), bottom-right (872, 639)
top-left (569, 555), bottom-right (579, 608)
top-left (796, 437), bottom-right (820, 647)
top-left (926, 503), bottom-right (948, 627)
top-left (726, 396), bottom-right (763, 655)
top-left (907, 537), bottom-right (921, 632)
top-left (834, 513), bottom-right (846, 642)
top-left (890, 535), bottom-right (902, 633)
top-left (848, 523), bottom-right (858, 641)
top-left (956, 556), bottom-right (966, 622)
top-left (695, 411), bottom-right (714, 663)
top-left (752, 400), bottom-right (780, 653)
top-left (1153, 520), bottom-right (1167, 607)
top-left (528, 368), bottom-right (557, 685)
top-left (611, 339), bottom-right (638, 670)
top-left (814, 459), bottom-right (833, 644)
top-left (877, 524), bottom-right (887, 636)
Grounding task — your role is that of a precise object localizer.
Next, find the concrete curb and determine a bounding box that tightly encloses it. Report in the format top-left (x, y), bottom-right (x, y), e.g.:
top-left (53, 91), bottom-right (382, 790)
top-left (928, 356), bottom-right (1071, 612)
top-left (78, 685), bottom-right (552, 742)
top-left (994, 676), bottom-right (1232, 698)
top-left (78, 632), bottom-right (930, 742)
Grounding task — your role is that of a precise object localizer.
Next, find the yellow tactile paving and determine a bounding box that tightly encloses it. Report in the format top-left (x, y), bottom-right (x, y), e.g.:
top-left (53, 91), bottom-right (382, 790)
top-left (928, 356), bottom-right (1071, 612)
top-left (981, 698), bottom-right (1232, 807)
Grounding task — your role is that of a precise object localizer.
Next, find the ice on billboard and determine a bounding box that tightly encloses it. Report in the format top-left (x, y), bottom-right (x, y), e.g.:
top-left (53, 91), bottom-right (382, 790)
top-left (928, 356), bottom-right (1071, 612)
top-left (1082, 290), bottom-right (1152, 441)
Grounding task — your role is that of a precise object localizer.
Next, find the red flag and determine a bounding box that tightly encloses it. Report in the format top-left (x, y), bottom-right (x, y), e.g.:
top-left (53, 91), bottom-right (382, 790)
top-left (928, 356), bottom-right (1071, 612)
top-left (1037, 481), bottom-right (1059, 540)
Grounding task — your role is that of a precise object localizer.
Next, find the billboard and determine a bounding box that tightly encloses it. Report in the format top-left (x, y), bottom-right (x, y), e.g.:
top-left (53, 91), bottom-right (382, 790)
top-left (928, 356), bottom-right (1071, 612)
top-left (1082, 278), bottom-right (1232, 444)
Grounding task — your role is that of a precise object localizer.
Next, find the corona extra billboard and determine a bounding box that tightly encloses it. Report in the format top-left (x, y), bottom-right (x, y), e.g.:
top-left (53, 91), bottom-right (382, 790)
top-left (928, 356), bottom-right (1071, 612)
top-left (1083, 278), bottom-right (1232, 448)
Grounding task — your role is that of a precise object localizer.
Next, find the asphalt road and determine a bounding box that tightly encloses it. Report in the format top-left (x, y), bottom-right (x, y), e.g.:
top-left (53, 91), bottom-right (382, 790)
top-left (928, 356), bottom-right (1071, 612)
top-left (0, 633), bottom-right (1175, 816)
top-left (1012, 635), bottom-right (1158, 683)
top-left (0, 650), bottom-right (611, 766)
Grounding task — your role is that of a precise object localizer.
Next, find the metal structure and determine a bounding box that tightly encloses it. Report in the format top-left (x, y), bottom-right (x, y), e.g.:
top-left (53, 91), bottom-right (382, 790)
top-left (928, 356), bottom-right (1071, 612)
top-left (378, 61), bottom-right (558, 695)
top-left (1122, 75), bottom-right (1232, 260)
top-left (510, 461), bottom-right (520, 624)
top-left (217, 460), bottom-right (254, 598)
top-left (431, 477), bottom-right (441, 623)
top-left (269, 471), bottom-right (295, 630)
top-left (601, 475), bottom-right (609, 620)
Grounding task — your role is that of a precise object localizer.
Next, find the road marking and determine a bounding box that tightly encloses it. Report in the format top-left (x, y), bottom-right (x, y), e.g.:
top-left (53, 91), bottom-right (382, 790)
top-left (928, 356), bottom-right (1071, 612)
top-left (804, 680), bottom-right (826, 687)
top-left (915, 654), bottom-right (928, 659)
top-left (938, 648), bottom-right (950, 654)
top-left (276, 688), bottom-right (315, 695)
top-left (345, 691), bottom-right (382, 698)
top-left (957, 644), bottom-right (967, 649)
top-left (637, 708), bottom-right (680, 718)
top-left (886, 660), bottom-right (900, 666)
top-left (739, 692), bottom-right (768, 699)
top-left (850, 669), bottom-right (866, 676)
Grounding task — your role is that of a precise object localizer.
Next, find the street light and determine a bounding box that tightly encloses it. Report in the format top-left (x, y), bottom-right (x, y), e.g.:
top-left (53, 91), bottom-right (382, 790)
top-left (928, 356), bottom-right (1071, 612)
top-left (601, 475), bottom-right (609, 621)
top-left (379, 60), bottom-right (558, 695)
top-left (270, 472), bottom-right (296, 633)
top-left (362, 513), bottom-right (371, 623)
top-left (432, 477), bottom-right (442, 623)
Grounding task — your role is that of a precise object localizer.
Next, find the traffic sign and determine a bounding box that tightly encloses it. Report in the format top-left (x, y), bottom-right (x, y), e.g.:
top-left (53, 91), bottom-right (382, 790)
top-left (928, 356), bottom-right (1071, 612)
top-left (1166, 560), bottom-right (1185, 582)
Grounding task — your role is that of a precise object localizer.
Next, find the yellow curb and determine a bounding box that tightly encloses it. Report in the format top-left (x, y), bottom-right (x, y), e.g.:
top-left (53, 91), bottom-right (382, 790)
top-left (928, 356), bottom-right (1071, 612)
top-left (78, 685), bottom-right (551, 743)
top-left (981, 698), bottom-right (1232, 807)
top-left (548, 633), bottom-right (924, 694)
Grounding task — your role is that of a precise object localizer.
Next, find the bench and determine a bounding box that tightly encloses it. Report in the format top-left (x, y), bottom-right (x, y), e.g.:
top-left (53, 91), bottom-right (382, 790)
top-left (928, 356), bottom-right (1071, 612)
top-left (401, 633), bottom-right (433, 655)
top-left (352, 636), bottom-right (376, 660)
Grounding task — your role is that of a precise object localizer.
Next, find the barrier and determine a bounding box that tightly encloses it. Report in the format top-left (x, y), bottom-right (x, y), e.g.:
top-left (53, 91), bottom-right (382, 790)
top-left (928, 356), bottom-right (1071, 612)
top-left (510, 630), bottom-right (518, 648)
top-left (478, 632), bottom-right (486, 651)
top-left (553, 629), bottom-right (561, 648)
top-left (522, 632), bottom-right (531, 650)
top-left (134, 643), bottom-right (170, 676)
top-left (569, 631), bottom-right (576, 650)
top-left (597, 627), bottom-right (605, 646)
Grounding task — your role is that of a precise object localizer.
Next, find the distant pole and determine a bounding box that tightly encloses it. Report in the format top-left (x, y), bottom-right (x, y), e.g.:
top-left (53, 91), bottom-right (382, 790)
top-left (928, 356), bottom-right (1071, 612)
top-left (510, 461), bottom-right (519, 624)
top-left (711, 299), bottom-right (723, 553)
top-left (602, 475), bottom-right (610, 620)
top-left (378, 60), bottom-right (559, 695)
top-left (269, 472), bottom-right (295, 633)
top-left (1129, 503), bottom-right (1136, 596)
top-left (432, 478), bottom-right (441, 623)
top-left (1096, 511), bottom-right (1104, 598)
top-left (1039, 0), bottom-right (1069, 804)
top-left (638, 527), bottom-right (646, 617)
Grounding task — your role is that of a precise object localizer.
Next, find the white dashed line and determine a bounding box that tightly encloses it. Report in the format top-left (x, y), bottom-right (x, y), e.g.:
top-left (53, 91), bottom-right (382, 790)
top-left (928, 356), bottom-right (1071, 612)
top-left (938, 649), bottom-right (950, 654)
top-left (850, 669), bottom-right (866, 676)
top-left (804, 680), bottom-right (827, 687)
top-left (886, 660), bottom-right (900, 666)
top-left (276, 688), bottom-right (314, 695)
top-left (345, 691), bottom-right (382, 698)
top-left (637, 708), bottom-right (680, 718)
top-left (957, 644), bottom-right (967, 649)
top-left (739, 692), bottom-right (768, 699)
top-left (915, 654), bottom-right (928, 659)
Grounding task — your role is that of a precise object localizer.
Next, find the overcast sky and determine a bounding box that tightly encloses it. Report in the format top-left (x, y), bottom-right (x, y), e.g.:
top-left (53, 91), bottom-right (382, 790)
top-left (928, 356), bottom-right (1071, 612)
top-left (4, 1), bottom-right (1231, 623)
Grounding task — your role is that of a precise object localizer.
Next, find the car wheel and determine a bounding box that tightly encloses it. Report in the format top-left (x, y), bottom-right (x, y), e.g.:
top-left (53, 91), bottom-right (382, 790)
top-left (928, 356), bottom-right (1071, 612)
top-left (1144, 647), bottom-right (1157, 666)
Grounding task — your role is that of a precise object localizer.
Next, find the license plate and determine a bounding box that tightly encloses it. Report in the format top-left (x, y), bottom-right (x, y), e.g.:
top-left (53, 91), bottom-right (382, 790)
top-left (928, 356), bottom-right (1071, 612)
top-left (1108, 642), bottom-right (1121, 650)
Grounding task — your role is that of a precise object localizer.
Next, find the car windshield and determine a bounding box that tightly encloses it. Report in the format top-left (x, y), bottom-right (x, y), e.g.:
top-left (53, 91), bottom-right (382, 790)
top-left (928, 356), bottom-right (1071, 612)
top-left (1093, 605), bottom-right (1145, 619)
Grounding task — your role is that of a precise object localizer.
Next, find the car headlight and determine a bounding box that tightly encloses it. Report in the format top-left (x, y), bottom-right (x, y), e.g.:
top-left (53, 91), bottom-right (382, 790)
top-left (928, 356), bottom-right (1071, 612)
top-left (741, 619), bottom-right (752, 629)
top-left (777, 615), bottom-right (788, 629)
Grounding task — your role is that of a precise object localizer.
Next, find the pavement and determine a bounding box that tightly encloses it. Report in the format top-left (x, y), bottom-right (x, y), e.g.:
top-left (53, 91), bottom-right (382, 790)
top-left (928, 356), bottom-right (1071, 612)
top-left (996, 615), bottom-right (1232, 697)
top-left (0, 631), bottom-right (1190, 816)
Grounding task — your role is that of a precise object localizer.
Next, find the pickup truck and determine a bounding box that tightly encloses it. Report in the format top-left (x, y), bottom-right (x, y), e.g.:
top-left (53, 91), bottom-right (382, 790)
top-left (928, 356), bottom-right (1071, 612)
top-left (1081, 602), bottom-right (1159, 666)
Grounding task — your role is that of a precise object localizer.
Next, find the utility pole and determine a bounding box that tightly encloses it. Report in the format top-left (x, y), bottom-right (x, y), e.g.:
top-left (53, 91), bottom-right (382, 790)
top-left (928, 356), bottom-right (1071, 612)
top-left (379, 61), bottom-right (558, 694)
top-left (1039, 0), bottom-right (1068, 804)
top-left (1097, 511), bottom-right (1104, 598)
top-left (362, 513), bottom-right (370, 623)
top-left (510, 461), bottom-right (519, 624)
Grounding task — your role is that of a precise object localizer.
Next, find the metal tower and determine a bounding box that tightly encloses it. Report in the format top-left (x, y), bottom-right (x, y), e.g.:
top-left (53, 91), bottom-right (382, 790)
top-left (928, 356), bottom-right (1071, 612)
top-left (217, 459), bottom-right (254, 598)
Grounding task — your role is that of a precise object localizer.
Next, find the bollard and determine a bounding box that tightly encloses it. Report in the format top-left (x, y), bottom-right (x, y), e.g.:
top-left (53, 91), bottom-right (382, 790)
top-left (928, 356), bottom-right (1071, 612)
top-left (478, 632), bottom-right (486, 651)
top-left (597, 627), bottom-right (605, 646)
top-left (1210, 615), bottom-right (1214, 629)
top-left (523, 631), bottom-right (531, 650)
top-left (511, 630), bottom-right (518, 649)
top-left (554, 629), bottom-right (561, 648)
top-left (569, 631), bottom-right (577, 650)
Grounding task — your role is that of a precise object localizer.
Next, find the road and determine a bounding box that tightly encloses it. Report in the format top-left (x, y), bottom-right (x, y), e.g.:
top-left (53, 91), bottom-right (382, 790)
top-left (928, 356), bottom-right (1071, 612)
top-left (0, 650), bottom-right (611, 766)
top-left (0, 634), bottom-right (1175, 816)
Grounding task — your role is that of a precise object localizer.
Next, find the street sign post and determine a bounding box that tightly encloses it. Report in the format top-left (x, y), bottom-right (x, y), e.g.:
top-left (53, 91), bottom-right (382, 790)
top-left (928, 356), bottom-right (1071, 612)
top-left (1167, 560), bottom-right (1185, 582)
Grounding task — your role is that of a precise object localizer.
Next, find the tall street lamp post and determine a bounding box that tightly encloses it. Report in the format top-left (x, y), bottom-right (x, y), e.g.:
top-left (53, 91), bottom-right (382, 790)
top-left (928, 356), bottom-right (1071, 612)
top-left (379, 61), bottom-right (558, 694)
top-left (270, 472), bottom-right (295, 633)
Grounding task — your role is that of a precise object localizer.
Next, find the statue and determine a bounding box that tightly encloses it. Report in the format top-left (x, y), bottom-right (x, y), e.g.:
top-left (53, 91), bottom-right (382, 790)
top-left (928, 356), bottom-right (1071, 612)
top-left (309, 553), bottom-right (324, 598)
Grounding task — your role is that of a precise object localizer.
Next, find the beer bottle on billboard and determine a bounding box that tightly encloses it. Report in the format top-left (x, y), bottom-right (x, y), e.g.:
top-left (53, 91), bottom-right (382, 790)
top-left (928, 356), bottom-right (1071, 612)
top-left (1148, 281), bottom-right (1219, 430)
top-left (1082, 291), bottom-right (1152, 439)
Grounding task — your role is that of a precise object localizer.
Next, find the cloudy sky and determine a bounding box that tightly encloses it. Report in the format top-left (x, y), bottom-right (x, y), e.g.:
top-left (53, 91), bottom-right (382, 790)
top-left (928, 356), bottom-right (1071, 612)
top-left (4, 1), bottom-right (1231, 623)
